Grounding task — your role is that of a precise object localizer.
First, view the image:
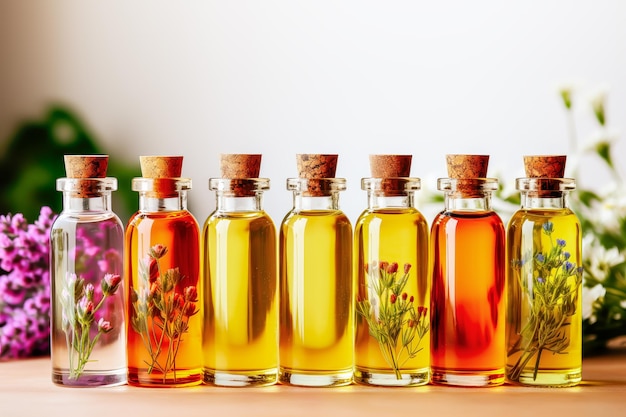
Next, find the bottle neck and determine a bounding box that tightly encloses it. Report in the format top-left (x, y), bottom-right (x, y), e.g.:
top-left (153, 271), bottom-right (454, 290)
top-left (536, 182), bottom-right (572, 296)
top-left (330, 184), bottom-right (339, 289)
top-left (520, 192), bottom-right (569, 209)
top-left (216, 194), bottom-right (263, 212)
top-left (362, 177), bottom-right (420, 210)
top-left (139, 192), bottom-right (188, 212)
top-left (516, 178), bottom-right (575, 210)
top-left (438, 178), bottom-right (497, 212)
top-left (444, 193), bottom-right (493, 211)
top-left (63, 193), bottom-right (113, 213)
top-left (294, 193), bottom-right (341, 211)
top-left (210, 178), bottom-right (268, 212)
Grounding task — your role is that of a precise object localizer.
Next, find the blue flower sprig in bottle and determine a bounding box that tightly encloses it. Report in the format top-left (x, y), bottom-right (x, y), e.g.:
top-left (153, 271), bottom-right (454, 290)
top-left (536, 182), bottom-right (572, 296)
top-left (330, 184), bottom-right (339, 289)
top-left (125, 156), bottom-right (202, 387)
top-left (50, 155), bottom-right (126, 387)
top-left (279, 154), bottom-right (354, 387)
top-left (506, 155), bottom-right (582, 387)
top-left (430, 154), bottom-right (506, 387)
top-left (354, 154), bottom-right (430, 386)
top-left (203, 154), bottom-right (278, 386)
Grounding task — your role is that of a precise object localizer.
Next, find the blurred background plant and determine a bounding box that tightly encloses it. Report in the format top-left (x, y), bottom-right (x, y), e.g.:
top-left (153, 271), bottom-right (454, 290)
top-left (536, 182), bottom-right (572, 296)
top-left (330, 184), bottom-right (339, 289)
top-left (560, 86), bottom-right (626, 355)
top-left (0, 105), bottom-right (138, 223)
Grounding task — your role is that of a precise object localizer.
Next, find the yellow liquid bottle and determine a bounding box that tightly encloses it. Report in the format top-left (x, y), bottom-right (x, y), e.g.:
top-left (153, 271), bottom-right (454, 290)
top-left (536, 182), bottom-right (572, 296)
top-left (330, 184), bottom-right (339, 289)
top-left (203, 177), bottom-right (278, 386)
top-left (354, 177), bottom-right (430, 386)
top-left (506, 169), bottom-right (582, 387)
top-left (279, 177), bottom-right (354, 387)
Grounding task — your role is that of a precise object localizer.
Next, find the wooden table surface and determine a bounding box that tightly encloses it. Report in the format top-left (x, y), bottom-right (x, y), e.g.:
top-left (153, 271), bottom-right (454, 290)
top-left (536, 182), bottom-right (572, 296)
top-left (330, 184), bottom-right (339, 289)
top-left (1, 352), bottom-right (625, 417)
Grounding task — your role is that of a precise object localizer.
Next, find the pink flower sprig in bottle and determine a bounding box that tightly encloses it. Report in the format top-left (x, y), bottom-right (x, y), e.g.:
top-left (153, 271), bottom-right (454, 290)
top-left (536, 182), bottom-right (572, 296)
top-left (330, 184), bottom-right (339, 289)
top-left (125, 156), bottom-right (202, 387)
top-left (51, 155), bottom-right (126, 387)
top-left (203, 154), bottom-right (278, 387)
top-left (506, 155), bottom-right (582, 387)
top-left (430, 154), bottom-right (506, 387)
top-left (279, 154), bottom-right (353, 387)
top-left (354, 155), bottom-right (430, 386)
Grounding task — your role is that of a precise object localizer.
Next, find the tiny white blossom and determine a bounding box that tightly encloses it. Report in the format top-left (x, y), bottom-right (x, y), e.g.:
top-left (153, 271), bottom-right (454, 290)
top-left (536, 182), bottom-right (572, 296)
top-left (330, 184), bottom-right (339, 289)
top-left (582, 284), bottom-right (606, 323)
top-left (584, 235), bottom-right (625, 282)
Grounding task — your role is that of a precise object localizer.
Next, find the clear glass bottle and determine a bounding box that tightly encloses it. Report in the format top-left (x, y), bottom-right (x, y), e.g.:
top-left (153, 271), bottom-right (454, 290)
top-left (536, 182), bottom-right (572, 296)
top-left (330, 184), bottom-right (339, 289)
top-left (430, 155), bottom-right (506, 387)
top-left (354, 175), bottom-right (430, 386)
top-left (279, 158), bottom-right (354, 387)
top-left (50, 155), bottom-right (126, 387)
top-left (203, 176), bottom-right (278, 387)
top-left (506, 156), bottom-right (582, 387)
top-left (125, 156), bottom-right (202, 387)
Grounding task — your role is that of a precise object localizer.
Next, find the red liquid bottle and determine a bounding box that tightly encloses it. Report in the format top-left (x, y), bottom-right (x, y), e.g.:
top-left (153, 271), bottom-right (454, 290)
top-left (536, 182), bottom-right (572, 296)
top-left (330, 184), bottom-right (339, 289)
top-left (430, 154), bottom-right (506, 387)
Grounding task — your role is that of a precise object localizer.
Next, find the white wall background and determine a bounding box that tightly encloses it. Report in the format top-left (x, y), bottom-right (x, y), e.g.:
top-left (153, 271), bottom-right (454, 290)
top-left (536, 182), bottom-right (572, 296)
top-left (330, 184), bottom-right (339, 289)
top-left (1, 0), bottom-right (624, 225)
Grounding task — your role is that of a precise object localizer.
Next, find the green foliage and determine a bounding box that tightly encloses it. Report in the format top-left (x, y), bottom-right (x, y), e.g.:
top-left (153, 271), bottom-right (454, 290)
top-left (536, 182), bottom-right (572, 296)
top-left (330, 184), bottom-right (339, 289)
top-left (0, 106), bottom-right (139, 223)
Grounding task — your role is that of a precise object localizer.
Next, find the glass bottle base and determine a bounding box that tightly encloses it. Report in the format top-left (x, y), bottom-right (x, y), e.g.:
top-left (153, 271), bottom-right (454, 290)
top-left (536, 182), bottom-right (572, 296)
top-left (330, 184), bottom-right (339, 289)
top-left (127, 368), bottom-right (203, 388)
top-left (279, 368), bottom-right (353, 387)
top-left (507, 367), bottom-right (582, 387)
top-left (203, 368), bottom-right (278, 387)
top-left (52, 369), bottom-right (126, 387)
top-left (354, 367), bottom-right (430, 387)
top-left (431, 368), bottom-right (504, 387)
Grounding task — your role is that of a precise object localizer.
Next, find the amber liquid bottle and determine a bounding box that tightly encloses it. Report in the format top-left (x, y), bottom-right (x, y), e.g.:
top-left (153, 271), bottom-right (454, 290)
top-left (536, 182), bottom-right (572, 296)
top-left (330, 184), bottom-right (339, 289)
top-left (506, 156), bottom-right (582, 387)
top-left (430, 155), bottom-right (506, 387)
top-left (125, 156), bottom-right (202, 387)
top-left (203, 177), bottom-right (278, 386)
top-left (354, 176), bottom-right (430, 386)
top-left (279, 177), bottom-right (353, 387)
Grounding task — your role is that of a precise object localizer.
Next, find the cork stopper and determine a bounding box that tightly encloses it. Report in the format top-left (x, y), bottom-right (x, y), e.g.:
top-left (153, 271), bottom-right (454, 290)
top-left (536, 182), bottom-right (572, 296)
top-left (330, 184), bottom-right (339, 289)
top-left (139, 156), bottom-right (184, 197)
top-left (369, 154), bottom-right (412, 177)
top-left (523, 155), bottom-right (567, 197)
top-left (444, 154), bottom-right (490, 197)
top-left (296, 154), bottom-right (338, 196)
top-left (64, 155), bottom-right (108, 179)
top-left (220, 154), bottom-right (262, 178)
top-left (63, 155), bottom-right (109, 197)
top-left (523, 155), bottom-right (566, 178)
top-left (220, 154), bottom-right (262, 196)
top-left (369, 154), bottom-right (412, 195)
top-left (446, 154), bottom-right (489, 179)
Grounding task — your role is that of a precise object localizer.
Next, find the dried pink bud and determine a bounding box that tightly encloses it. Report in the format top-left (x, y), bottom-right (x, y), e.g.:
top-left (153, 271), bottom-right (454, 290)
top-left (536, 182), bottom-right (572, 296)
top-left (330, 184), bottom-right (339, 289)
top-left (184, 286), bottom-right (198, 302)
top-left (149, 244), bottom-right (168, 260)
top-left (98, 317), bottom-right (113, 333)
top-left (390, 294), bottom-right (397, 304)
top-left (386, 262), bottom-right (398, 274)
top-left (409, 295), bottom-right (414, 303)
top-left (379, 261), bottom-right (389, 271)
top-left (402, 292), bottom-right (408, 301)
top-left (404, 263), bottom-right (411, 274)
top-left (102, 273), bottom-right (122, 295)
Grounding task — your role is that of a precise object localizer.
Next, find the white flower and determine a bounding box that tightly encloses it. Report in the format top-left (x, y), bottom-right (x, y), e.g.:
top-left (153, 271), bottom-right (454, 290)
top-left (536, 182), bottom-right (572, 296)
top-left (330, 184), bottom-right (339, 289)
top-left (582, 284), bottom-right (606, 323)
top-left (584, 235), bottom-right (625, 281)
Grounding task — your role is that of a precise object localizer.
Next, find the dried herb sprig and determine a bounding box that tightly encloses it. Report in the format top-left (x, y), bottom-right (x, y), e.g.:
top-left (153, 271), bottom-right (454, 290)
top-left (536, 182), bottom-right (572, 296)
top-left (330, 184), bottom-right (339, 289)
top-left (508, 222), bottom-right (583, 381)
top-left (356, 261), bottom-right (429, 379)
top-left (130, 244), bottom-right (198, 382)
top-left (60, 272), bottom-right (120, 379)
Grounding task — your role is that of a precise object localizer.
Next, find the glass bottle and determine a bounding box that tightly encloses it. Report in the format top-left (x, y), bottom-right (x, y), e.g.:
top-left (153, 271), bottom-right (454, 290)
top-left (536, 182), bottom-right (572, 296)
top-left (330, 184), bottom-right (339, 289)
top-left (125, 156), bottom-right (202, 387)
top-left (50, 155), bottom-right (126, 387)
top-left (202, 154), bottom-right (278, 387)
top-left (430, 154), bottom-right (506, 387)
top-left (506, 155), bottom-right (582, 387)
top-left (279, 154), bottom-right (353, 387)
top-left (354, 155), bottom-right (430, 386)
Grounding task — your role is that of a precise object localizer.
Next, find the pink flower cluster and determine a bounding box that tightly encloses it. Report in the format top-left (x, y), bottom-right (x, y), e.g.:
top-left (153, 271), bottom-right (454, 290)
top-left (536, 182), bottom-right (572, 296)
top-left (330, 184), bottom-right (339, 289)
top-left (0, 207), bottom-right (56, 359)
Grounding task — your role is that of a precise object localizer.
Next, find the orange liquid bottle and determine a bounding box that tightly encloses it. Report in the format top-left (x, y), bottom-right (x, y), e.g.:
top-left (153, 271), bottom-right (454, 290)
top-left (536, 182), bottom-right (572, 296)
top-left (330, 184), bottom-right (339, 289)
top-left (125, 156), bottom-right (202, 387)
top-left (430, 155), bottom-right (505, 387)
